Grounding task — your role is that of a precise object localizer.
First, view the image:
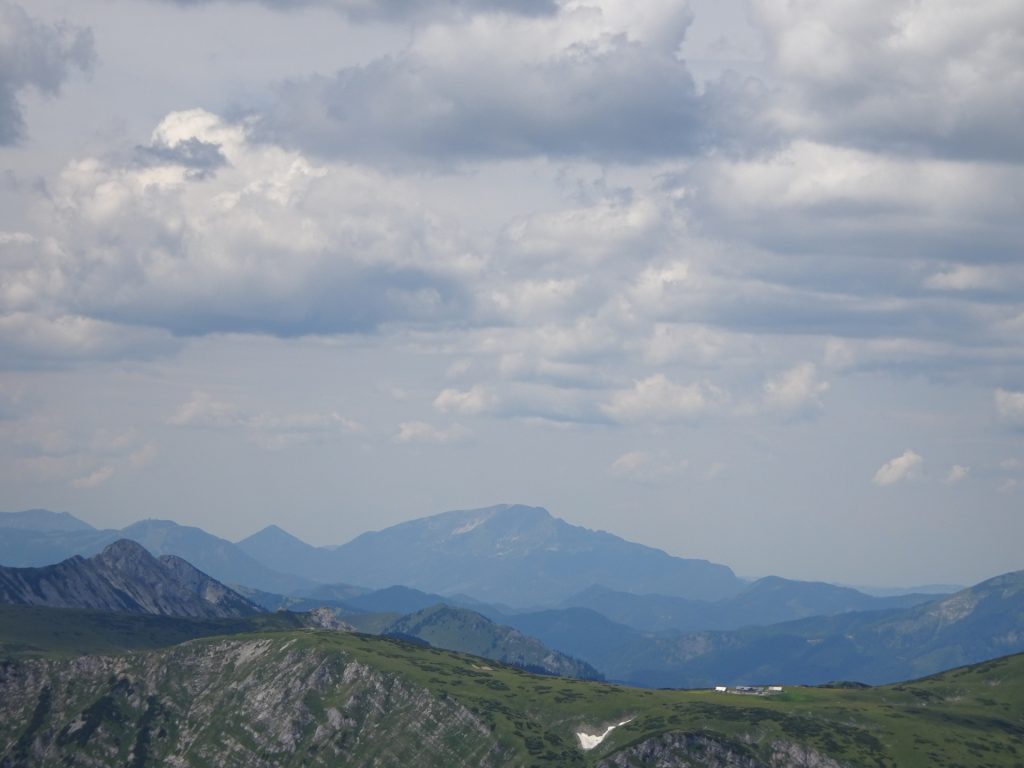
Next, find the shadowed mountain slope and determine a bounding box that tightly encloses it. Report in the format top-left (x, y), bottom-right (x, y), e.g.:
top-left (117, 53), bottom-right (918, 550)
top-left (0, 515), bottom-right (313, 595)
top-left (0, 540), bottom-right (262, 619)
top-left (384, 604), bottom-right (603, 680)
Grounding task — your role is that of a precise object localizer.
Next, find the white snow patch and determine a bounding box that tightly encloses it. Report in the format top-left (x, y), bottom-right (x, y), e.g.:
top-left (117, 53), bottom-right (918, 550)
top-left (451, 516), bottom-right (488, 535)
top-left (577, 718), bottom-right (634, 750)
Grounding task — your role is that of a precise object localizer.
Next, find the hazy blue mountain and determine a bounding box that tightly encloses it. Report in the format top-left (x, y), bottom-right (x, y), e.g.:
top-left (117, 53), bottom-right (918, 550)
top-left (324, 504), bottom-right (743, 606)
top-left (533, 570), bottom-right (1024, 688)
top-left (559, 579), bottom-right (938, 633)
top-left (235, 524), bottom-right (341, 582)
top-left (115, 520), bottom-right (315, 595)
top-left (0, 509), bottom-right (94, 532)
top-left (293, 581), bottom-right (371, 602)
top-left (345, 585), bottom-right (456, 615)
top-left (0, 513), bottom-right (313, 595)
top-left (0, 528), bottom-right (121, 568)
top-left (0, 539), bottom-right (261, 619)
top-left (852, 583), bottom-right (963, 597)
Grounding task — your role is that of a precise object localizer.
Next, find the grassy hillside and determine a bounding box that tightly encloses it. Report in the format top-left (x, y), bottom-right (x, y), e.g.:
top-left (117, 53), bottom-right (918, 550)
top-left (1, 617), bottom-right (1022, 767)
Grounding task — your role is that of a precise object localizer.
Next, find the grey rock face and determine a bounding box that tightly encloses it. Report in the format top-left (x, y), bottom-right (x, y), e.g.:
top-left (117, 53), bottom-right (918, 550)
top-left (0, 637), bottom-right (506, 768)
top-left (0, 539), bottom-right (262, 619)
top-left (596, 732), bottom-right (846, 768)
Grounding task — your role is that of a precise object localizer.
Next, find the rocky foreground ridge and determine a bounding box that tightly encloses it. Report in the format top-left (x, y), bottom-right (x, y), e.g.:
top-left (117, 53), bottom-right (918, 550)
top-left (0, 633), bottom-right (847, 768)
top-left (5, 626), bottom-right (1019, 767)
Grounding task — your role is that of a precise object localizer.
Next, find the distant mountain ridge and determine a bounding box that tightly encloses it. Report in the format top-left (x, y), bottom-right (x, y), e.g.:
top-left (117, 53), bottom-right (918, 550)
top-left (318, 504), bottom-right (743, 606)
top-left (0, 539), bottom-right (262, 619)
top-left (0, 515), bottom-right (313, 595)
top-left (558, 578), bottom-right (938, 633)
top-left (504, 569), bottom-right (1024, 688)
top-left (0, 509), bottom-right (94, 532)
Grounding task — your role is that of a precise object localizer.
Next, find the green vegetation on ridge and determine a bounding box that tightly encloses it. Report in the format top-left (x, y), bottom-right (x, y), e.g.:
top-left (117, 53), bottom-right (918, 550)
top-left (2, 616), bottom-right (1023, 767)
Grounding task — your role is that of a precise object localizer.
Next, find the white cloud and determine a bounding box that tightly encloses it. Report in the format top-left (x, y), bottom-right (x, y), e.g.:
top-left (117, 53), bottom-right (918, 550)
top-left (924, 265), bottom-right (1023, 292)
top-left (762, 362), bottom-right (829, 413)
top-left (169, 391), bottom-right (362, 448)
top-left (259, 0), bottom-right (761, 163)
top-left (944, 465), bottom-right (970, 484)
top-left (601, 374), bottom-right (723, 424)
top-left (752, 0), bottom-right (1024, 162)
top-left (168, 391), bottom-right (244, 428)
top-left (433, 384), bottom-right (497, 416)
top-left (5, 109), bottom-right (473, 343)
top-left (394, 420), bottom-right (468, 444)
top-left (995, 388), bottom-right (1024, 426)
top-left (72, 465), bottom-right (114, 489)
top-left (873, 450), bottom-right (923, 486)
top-left (610, 450), bottom-right (688, 483)
top-left (128, 443), bottom-right (159, 468)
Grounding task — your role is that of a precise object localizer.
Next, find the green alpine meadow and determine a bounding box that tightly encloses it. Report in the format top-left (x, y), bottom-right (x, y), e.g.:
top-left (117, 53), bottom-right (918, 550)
top-left (2, 611), bottom-right (1023, 767)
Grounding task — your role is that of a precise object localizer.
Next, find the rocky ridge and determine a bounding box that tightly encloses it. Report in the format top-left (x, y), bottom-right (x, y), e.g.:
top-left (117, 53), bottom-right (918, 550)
top-left (0, 636), bottom-right (505, 768)
top-left (0, 540), bottom-right (261, 619)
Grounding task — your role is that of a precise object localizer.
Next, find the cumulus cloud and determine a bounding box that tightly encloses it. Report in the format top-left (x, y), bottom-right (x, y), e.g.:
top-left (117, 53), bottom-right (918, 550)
top-left (71, 465), bottom-right (114, 489)
top-left (762, 362), bottom-right (828, 413)
top-left (601, 374), bottom-right (723, 424)
top-left (752, 0), bottom-right (1024, 162)
top-left (686, 140), bottom-right (1024, 264)
top-left (944, 465), bottom-right (970, 484)
top-left (259, 0), bottom-right (763, 163)
top-left (4, 110), bottom-right (471, 340)
top-left (433, 384), bottom-right (497, 416)
top-left (995, 388), bottom-right (1024, 426)
top-left (0, 1), bottom-right (94, 144)
top-left (872, 450), bottom-right (923, 486)
top-left (394, 420), bottom-right (468, 444)
top-left (610, 450), bottom-right (688, 483)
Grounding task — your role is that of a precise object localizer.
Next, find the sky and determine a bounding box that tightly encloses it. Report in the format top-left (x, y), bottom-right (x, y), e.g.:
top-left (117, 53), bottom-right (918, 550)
top-left (0, 0), bottom-right (1022, 588)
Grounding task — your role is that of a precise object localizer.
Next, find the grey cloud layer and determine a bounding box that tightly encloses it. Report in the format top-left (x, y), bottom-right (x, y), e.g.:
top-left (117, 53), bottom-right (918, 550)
top-left (0, 1), bottom-right (94, 144)
top-left (751, 0), bottom-right (1024, 162)
top-left (255, 1), bottom-right (770, 163)
top-left (161, 0), bottom-right (557, 23)
top-left (1, 0), bottom-right (1021, 411)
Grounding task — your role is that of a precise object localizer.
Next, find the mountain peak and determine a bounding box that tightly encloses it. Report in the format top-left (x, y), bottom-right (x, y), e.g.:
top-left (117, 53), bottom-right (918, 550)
top-left (0, 508), bottom-right (95, 532)
top-left (241, 524), bottom-right (309, 545)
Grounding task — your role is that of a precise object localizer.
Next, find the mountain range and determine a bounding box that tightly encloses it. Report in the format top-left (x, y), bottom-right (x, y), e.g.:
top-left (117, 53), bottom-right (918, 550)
top-left (238, 504), bottom-right (745, 605)
top-left (6, 504), bottom-right (1023, 690)
top-left (0, 537), bottom-right (597, 681)
top-left (0, 513), bottom-right (312, 595)
top-left (494, 570), bottom-right (1024, 688)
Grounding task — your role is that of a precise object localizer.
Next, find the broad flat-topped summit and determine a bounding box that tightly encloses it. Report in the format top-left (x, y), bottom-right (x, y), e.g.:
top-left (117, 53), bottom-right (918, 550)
top-left (327, 504), bottom-right (743, 606)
